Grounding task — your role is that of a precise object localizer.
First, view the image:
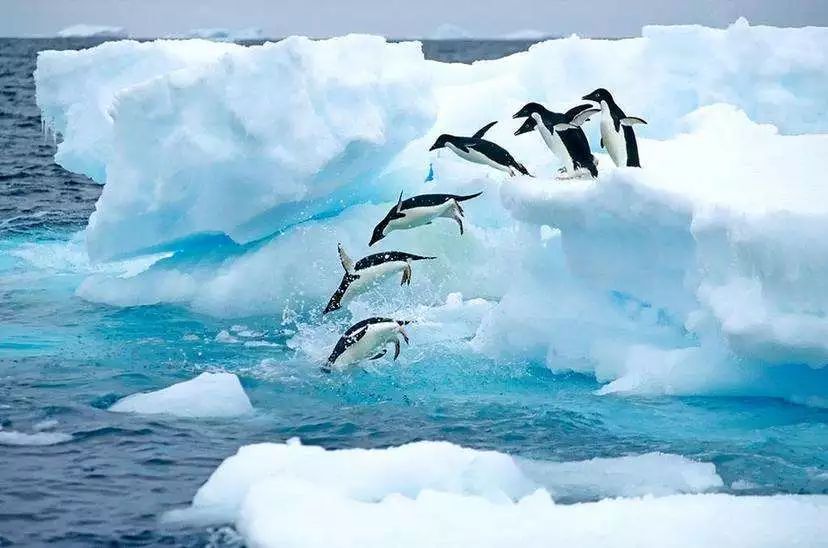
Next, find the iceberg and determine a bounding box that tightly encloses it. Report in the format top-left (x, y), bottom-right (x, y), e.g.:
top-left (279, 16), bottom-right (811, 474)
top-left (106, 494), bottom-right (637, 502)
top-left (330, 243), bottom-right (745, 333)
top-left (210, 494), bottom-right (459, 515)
top-left (181, 28), bottom-right (264, 41)
top-left (56, 25), bottom-right (127, 38)
top-left (168, 439), bottom-right (826, 547)
top-left (109, 372), bottom-right (253, 418)
top-left (34, 20), bottom-right (828, 403)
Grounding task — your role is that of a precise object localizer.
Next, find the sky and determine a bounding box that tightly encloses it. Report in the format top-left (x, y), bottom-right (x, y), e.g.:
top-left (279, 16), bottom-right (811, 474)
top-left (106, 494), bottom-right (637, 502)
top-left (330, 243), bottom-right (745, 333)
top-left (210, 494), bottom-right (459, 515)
top-left (3, 0), bottom-right (828, 38)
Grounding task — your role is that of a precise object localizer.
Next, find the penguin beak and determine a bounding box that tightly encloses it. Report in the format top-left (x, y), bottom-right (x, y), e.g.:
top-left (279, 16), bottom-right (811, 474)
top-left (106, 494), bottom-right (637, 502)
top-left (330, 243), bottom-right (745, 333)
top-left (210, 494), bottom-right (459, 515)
top-left (582, 91), bottom-right (598, 102)
top-left (429, 142), bottom-right (440, 151)
top-left (514, 121), bottom-right (532, 136)
top-left (369, 225), bottom-right (384, 247)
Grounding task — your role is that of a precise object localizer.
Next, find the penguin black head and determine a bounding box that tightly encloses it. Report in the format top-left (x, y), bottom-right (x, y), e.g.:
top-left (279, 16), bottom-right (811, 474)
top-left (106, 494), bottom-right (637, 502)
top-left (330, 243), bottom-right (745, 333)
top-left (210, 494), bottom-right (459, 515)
top-left (369, 222), bottom-right (387, 247)
top-left (513, 117), bottom-right (537, 136)
top-left (582, 88), bottom-right (613, 104)
top-left (429, 134), bottom-right (452, 151)
top-left (369, 191), bottom-right (405, 246)
top-left (512, 102), bottom-right (546, 119)
top-left (396, 320), bottom-right (411, 344)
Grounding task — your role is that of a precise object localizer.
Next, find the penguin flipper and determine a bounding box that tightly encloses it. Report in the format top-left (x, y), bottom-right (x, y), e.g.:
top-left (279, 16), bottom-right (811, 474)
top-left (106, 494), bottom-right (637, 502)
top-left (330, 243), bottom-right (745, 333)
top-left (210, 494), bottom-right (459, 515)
top-left (472, 121), bottom-right (498, 139)
top-left (393, 339), bottom-right (401, 360)
top-left (370, 349), bottom-right (388, 360)
top-left (600, 137), bottom-right (604, 149)
top-left (569, 108), bottom-right (600, 127)
top-left (620, 116), bottom-right (647, 126)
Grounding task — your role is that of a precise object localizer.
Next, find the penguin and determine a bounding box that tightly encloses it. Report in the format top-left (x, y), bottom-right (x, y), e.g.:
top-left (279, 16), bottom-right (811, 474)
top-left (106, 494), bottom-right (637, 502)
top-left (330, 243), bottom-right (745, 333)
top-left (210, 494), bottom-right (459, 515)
top-left (581, 88), bottom-right (647, 168)
top-left (430, 121), bottom-right (531, 176)
top-left (369, 190), bottom-right (483, 246)
top-left (513, 102), bottom-right (599, 178)
top-left (323, 244), bottom-right (436, 314)
top-left (322, 317), bottom-right (411, 372)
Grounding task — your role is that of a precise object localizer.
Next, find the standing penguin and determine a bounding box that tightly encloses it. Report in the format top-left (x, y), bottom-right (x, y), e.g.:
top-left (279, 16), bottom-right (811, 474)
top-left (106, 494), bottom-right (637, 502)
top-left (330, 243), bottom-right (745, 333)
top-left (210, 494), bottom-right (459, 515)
top-left (369, 190), bottom-right (483, 246)
top-left (513, 102), bottom-right (599, 178)
top-left (323, 244), bottom-right (436, 314)
top-left (582, 88), bottom-right (647, 168)
top-left (323, 318), bottom-right (411, 372)
top-left (430, 121), bottom-right (531, 176)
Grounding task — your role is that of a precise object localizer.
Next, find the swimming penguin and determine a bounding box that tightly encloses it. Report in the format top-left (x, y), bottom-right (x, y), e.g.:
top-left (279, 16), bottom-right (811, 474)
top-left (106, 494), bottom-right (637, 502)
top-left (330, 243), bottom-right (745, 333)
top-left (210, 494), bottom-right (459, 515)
top-left (323, 244), bottom-right (436, 314)
top-left (581, 88), bottom-right (647, 168)
top-left (513, 102), bottom-right (599, 178)
top-left (322, 317), bottom-right (411, 372)
top-left (430, 121), bottom-right (531, 176)
top-left (369, 190), bottom-right (483, 246)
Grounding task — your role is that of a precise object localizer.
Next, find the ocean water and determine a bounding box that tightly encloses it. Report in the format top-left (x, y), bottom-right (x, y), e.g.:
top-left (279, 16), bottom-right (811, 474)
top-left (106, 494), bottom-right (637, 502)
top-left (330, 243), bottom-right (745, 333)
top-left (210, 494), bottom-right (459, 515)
top-left (1, 37), bottom-right (827, 546)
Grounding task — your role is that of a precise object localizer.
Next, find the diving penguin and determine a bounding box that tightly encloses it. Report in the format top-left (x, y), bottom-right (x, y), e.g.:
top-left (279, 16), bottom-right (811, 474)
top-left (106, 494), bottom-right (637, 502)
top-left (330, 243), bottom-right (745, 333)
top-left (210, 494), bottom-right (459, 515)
top-left (582, 88), bottom-right (647, 168)
top-left (322, 317), bottom-right (411, 372)
top-left (323, 244), bottom-right (436, 314)
top-left (513, 102), bottom-right (599, 178)
top-left (369, 190), bottom-right (483, 246)
top-left (430, 121), bottom-right (531, 176)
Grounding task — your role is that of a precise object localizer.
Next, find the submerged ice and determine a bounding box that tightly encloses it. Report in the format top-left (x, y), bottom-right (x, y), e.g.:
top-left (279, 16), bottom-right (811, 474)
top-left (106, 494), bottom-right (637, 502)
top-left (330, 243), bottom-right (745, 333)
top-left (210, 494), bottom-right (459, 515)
top-left (34, 20), bottom-right (828, 406)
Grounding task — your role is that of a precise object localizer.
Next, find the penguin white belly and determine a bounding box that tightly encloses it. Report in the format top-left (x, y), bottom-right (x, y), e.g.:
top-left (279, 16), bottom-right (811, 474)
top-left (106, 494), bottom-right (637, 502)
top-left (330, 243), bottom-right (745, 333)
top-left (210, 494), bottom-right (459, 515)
top-left (537, 123), bottom-right (574, 173)
top-left (600, 116), bottom-right (627, 168)
top-left (334, 324), bottom-right (397, 368)
top-left (446, 143), bottom-right (510, 172)
top-left (344, 262), bottom-right (406, 300)
top-left (388, 202), bottom-right (452, 231)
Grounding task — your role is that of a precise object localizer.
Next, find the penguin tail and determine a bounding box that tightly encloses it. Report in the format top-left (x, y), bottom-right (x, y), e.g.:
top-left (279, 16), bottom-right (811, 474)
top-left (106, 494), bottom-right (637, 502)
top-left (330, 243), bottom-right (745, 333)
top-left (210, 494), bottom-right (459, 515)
top-left (323, 297), bottom-right (341, 314)
top-left (454, 191), bottom-right (484, 202)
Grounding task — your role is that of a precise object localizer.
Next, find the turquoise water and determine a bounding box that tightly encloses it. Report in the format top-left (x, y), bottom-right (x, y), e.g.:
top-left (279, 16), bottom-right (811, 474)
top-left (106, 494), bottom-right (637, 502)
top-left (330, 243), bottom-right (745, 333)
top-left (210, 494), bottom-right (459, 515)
top-left (1, 38), bottom-right (827, 546)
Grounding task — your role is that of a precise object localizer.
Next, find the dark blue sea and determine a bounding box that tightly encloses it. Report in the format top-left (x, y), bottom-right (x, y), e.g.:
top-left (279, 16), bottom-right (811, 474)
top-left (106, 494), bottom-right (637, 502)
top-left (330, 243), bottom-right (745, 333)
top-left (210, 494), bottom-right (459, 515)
top-left (1, 37), bottom-right (827, 546)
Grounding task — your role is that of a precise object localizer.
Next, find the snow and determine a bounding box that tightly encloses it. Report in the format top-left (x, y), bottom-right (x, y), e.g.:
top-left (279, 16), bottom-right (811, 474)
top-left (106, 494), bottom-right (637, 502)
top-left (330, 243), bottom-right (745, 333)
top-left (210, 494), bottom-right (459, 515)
top-left (35, 21), bottom-right (828, 403)
top-left (169, 439), bottom-right (827, 547)
top-left (56, 25), bottom-right (127, 38)
top-left (109, 372), bottom-right (253, 418)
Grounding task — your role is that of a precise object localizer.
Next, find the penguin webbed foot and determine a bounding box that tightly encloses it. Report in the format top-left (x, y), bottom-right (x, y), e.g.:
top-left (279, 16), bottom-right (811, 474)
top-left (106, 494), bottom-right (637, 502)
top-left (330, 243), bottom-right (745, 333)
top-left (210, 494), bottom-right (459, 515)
top-left (400, 265), bottom-right (412, 286)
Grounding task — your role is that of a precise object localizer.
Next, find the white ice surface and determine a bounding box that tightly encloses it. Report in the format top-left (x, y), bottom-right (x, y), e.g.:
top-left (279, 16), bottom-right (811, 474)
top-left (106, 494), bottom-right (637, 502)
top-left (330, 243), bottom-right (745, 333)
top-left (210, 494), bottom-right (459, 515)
top-left (109, 372), bottom-right (253, 418)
